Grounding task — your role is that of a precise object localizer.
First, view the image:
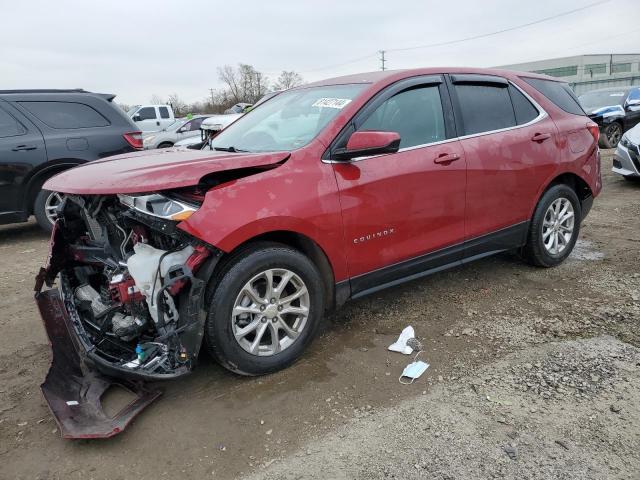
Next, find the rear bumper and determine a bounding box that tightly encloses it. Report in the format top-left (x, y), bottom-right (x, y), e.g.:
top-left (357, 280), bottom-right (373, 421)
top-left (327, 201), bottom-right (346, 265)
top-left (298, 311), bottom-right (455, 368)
top-left (36, 288), bottom-right (162, 439)
top-left (613, 143), bottom-right (640, 178)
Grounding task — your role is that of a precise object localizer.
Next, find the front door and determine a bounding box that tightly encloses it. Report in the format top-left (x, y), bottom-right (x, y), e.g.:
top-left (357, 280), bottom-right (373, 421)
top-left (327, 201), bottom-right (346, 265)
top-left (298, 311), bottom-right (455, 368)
top-left (330, 77), bottom-right (467, 295)
top-left (0, 103), bottom-right (46, 216)
top-left (134, 106), bottom-right (161, 132)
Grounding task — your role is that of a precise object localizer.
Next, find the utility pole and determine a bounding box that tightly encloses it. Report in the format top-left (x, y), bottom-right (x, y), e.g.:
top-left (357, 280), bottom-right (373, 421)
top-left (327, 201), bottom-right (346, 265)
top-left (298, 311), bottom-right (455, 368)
top-left (379, 50), bottom-right (386, 71)
top-left (209, 88), bottom-right (215, 106)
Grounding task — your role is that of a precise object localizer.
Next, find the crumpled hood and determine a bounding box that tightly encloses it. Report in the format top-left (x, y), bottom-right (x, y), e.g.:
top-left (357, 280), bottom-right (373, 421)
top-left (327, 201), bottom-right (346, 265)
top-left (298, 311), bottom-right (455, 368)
top-left (44, 148), bottom-right (290, 194)
top-left (586, 104), bottom-right (625, 118)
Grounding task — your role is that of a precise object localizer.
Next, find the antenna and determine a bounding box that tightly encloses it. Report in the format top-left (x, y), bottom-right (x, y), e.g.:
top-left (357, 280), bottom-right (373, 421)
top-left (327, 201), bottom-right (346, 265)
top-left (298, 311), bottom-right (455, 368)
top-left (379, 50), bottom-right (387, 71)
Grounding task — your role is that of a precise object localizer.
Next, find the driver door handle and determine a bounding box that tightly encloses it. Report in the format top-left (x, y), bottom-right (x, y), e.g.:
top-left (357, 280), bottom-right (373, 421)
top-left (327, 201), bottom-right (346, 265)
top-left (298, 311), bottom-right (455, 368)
top-left (12, 144), bottom-right (37, 151)
top-left (434, 152), bottom-right (460, 165)
top-left (531, 133), bottom-right (551, 143)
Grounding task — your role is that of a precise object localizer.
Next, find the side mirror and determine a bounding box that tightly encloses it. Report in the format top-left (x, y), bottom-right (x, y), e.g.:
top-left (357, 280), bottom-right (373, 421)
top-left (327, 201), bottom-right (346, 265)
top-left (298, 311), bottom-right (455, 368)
top-left (333, 131), bottom-right (401, 161)
top-left (132, 114), bottom-right (142, 122)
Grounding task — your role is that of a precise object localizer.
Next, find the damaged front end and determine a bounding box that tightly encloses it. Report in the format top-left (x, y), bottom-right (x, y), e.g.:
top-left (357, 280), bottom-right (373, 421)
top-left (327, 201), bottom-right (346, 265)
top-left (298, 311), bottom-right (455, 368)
top-left (35, 192), bottom-right (220, 437)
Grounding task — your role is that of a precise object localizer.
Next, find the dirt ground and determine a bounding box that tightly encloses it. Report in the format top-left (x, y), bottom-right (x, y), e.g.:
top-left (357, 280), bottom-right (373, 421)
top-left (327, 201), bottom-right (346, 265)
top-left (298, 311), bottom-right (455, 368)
top-left (1, 151), bottom-right (638, 480)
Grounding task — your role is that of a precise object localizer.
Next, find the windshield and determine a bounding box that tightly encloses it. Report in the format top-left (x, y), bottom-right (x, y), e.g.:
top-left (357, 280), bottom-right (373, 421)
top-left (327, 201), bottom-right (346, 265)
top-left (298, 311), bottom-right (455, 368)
top-left (579, 90), bottom-right (627, 111)
top-left (126, 106), bottom-right (139, 116)
top-left (210, 84), bottom-right (367, 152)
top-left (166, 119), bottom-right (186, 131)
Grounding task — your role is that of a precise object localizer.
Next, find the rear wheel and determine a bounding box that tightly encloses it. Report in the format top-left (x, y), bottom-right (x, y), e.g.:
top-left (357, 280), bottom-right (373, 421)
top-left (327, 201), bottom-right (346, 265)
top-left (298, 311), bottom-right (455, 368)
top-left (158, 142), bottom-right (174, 149)
top-left (34, 189), bottom-right (64, 232)
top-left (205, 243), bottom-right (325, 376)
top-left (600, 122), bottom-right (622, 149)
top-left (623, 175), bottom-right (640, 183)
top-left (522, 184), bottom-right (581, 267)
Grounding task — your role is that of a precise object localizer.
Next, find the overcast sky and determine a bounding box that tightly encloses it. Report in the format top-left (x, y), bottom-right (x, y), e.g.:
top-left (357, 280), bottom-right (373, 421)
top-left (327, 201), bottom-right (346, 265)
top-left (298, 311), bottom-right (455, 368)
top-left (1, 0), bottom-right (638, 105)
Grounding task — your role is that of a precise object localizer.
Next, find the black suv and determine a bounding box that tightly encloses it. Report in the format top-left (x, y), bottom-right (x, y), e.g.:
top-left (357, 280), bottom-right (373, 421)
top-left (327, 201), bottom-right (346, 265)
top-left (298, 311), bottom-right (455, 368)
top-left (0, 89), bottom-right (142, 231)
top-left (578, 86), bottom-right (640, 148)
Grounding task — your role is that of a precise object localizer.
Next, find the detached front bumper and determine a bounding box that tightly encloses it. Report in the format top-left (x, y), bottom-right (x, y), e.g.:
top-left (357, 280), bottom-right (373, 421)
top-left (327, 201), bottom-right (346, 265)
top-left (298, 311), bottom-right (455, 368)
top-left (35, 287), bottom-right (161, 439)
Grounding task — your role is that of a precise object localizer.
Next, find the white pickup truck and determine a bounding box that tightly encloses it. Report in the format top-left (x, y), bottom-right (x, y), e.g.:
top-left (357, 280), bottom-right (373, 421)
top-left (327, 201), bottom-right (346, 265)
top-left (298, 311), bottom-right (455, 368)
top-left (127, 104), bottom-right (176, 132)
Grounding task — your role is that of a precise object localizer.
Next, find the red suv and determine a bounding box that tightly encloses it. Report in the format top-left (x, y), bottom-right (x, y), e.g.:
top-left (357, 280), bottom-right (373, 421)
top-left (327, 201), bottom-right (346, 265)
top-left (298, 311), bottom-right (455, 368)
top-left (38, 68), bottom-right (600, 386)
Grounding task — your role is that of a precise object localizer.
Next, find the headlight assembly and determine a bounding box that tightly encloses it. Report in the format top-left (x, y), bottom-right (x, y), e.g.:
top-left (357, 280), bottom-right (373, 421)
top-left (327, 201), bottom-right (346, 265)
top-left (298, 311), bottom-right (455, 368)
top-left (118, 193), bottom-right (198, 221)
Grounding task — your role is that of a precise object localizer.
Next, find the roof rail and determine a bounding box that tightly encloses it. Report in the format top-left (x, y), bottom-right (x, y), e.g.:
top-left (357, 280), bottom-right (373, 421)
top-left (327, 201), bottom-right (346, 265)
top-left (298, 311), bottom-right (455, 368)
top-left (0, 89), bottom-right (117, 102)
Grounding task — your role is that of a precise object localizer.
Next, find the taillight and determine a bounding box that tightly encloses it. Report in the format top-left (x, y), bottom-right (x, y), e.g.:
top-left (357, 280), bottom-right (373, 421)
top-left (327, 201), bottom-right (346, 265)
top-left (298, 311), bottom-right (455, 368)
top-left (586, 121), bottom-right (599, 144)
top-left (123, 131), bottom-right (143, 150)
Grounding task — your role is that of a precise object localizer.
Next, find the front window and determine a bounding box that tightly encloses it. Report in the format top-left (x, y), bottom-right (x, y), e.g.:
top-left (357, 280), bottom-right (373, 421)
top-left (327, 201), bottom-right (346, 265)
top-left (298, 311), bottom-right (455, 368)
top-left (210, 84), bottom-right (367, 153)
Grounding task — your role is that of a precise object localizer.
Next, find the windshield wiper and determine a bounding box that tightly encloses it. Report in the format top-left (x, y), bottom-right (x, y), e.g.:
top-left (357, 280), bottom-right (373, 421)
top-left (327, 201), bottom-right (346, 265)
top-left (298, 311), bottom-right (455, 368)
top-left (213, 146), bottom-right (250, 153)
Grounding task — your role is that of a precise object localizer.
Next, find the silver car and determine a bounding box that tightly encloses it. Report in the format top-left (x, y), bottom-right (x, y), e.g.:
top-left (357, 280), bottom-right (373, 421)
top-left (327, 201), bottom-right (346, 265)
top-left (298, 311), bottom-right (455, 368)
top-left (613, 123), bottom-right (640, 181)
top-left (142, 115), bottom-right (210, 149)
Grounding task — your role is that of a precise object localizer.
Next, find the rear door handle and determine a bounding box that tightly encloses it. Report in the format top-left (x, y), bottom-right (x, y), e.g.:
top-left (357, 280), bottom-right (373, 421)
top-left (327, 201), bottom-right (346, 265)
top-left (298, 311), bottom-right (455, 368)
top-left (12, 145), bottom-right (37, 151)
top-left (434, 153), bottom-right (460, 165)
top-left (531, 133), bottom-right (551, 143)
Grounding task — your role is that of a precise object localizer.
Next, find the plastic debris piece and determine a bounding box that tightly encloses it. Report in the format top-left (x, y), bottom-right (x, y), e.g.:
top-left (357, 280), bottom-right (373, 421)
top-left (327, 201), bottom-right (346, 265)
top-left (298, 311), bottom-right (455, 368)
top-left (388, 326), bottom-right (415, 355)
top-left (399, 352), bottom-right (430, 384)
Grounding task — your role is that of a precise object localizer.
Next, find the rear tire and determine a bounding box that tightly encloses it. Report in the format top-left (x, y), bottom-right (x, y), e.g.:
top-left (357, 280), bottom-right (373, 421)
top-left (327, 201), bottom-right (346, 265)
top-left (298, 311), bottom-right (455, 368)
top-left (522, 184), bottom-right (581, 267)
top-left (623, 175), bottom-right (640, 183)
top-left (34, 189), bottom-right (64, 232)
top-left (204, 242), bottom-right (325, 376)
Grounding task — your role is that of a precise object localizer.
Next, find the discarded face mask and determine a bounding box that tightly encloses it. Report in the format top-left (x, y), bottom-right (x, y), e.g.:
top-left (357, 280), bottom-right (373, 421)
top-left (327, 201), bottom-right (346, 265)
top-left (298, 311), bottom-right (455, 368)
top-left (388, 326), bottom-right (415, 355)
top-left (399, 354), bottom-right (430, 385)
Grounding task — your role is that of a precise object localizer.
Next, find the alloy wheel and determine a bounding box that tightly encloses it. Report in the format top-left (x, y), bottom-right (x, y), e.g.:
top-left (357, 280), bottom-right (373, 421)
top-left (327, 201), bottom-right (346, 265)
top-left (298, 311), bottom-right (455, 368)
top-left (542, 197), bottom-right (575, 255)
top-left (44, 191), bottom-right (65, 225)
top-left (606, 123), bottom-right (622, 147)
top-left (231, 268), bottom-right (310, 356)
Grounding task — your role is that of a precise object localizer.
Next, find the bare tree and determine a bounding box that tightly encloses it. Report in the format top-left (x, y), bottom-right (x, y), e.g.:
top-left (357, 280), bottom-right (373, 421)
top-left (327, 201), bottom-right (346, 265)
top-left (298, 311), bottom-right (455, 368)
top-left (149, 94), bottom-right (164, 104)
top-left (273, 70), bottom-right (304, 91)
top-left (218, 64), bottom-right (270, 104)
top-left (167, 93), bottom-right (187, 116)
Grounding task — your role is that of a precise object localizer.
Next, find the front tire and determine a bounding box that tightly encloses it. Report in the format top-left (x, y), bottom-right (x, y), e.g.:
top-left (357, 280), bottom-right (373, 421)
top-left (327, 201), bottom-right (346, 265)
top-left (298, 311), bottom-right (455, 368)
top-left (205, 243), bottom-right (325, 376)
top-left (600, 122), bottom-right (622, 149)
top-left (523, 184), bottom-right (581, 267)
top-left (34, 189), bottom-right (64, 232)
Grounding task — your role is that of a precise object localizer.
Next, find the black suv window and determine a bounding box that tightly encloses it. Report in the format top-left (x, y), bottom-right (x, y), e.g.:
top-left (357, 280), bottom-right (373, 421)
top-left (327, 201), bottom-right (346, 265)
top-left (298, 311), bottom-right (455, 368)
top-left (522, 78), bottom-right (584, 116)
top-left (20, 101), bottom-right (110, 129)
top-left (454, 83), bottom-right (515, 135)
top-left (359, 85), bottom-right (445, 148)
top-left (138, 107), bottom-right (157, 120)
top-left (0, 107), bottom-right (26, 137)
top-left (159, 106), bottom-right (170, 119)
top-left (509, 85), bottom-right (539, 125)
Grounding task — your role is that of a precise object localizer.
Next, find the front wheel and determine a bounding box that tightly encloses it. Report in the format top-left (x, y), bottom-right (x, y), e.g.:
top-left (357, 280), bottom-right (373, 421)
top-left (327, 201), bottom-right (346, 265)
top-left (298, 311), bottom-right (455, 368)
top-left (34, 189), bottom-right (65, 232)
top-left (600, 122), bottom-right (622, 149)
top-left (522, 184), bottom-right (581, 267)
top-left (205, 243), bottom-right (325, 376)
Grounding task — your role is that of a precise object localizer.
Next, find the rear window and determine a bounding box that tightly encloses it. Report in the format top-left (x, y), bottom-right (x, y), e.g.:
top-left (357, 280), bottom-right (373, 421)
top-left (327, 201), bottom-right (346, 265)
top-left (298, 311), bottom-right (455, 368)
top-left (159, 106), bottom-right (170, 119)
top-left (454, 84), bottom-right (515, 135)
top-left (0, 107), bottom-right (26, 137)
top-left (509, 86), bottom-right (539, 125)
top-left (20, 101), bottom-right (110, 129)
top-left (522, 78), bottom-right (585, 116)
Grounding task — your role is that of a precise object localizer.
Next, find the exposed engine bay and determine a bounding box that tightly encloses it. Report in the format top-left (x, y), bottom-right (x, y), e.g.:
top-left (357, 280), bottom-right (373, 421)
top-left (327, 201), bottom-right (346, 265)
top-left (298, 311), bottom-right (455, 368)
top-left (37, 192), bottom-right (220, 380)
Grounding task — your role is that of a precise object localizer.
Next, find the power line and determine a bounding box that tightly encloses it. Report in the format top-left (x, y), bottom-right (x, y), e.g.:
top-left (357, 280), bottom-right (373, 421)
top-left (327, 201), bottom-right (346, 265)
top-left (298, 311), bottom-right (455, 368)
top-left (260, 0), bottom-right (610, 75)
top-left (386, 0), bottom-right (611, 53)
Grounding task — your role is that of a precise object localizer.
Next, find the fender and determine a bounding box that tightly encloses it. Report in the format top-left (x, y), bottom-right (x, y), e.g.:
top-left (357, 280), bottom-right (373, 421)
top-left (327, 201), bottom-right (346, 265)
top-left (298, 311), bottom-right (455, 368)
top-left (23, 159), bottom-right (87, 211)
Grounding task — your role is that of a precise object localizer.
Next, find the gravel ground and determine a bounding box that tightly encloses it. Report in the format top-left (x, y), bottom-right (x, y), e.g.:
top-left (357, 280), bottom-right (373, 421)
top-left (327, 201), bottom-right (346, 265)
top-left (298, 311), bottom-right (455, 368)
top-left (0, 150), bottom-right (639, 479)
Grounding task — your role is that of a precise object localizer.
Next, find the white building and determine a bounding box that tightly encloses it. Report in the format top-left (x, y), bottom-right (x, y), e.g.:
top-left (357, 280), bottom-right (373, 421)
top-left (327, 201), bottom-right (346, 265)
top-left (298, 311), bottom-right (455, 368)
top-left (497, 54), bottom-right (640, 95)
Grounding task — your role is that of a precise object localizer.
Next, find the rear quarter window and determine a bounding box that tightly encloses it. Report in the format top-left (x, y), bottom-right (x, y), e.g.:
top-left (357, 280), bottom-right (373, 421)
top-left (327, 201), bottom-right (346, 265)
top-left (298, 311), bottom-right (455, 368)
top-left (19, 101), bottom-right (110, 129)
top-left (508, 85), bottom-right (539, 125)
top-left (522, 78), bottom-right (585, 116)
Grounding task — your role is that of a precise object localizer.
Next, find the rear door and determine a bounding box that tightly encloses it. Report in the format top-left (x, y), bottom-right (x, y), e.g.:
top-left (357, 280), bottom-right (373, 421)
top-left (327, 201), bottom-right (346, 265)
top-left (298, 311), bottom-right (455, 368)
top-left (448, 74), bottom-right (559, 253)
top-left (157, 106), bottom-right (173, 130)
top-left (330, 76), bottom-right (467, 294)
top-left (0, 102), bottom-right (46, 215)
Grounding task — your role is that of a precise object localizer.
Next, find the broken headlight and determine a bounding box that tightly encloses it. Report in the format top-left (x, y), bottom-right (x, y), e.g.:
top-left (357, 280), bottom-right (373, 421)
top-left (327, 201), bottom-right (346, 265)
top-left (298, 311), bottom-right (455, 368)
top-left (118, 193), bottom-right (198, 221)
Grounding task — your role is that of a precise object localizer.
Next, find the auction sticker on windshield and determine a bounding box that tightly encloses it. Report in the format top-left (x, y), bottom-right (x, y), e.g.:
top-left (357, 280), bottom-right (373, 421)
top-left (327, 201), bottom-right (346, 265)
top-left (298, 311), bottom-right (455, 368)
top-left (312, 98), bottom-right (352, 109)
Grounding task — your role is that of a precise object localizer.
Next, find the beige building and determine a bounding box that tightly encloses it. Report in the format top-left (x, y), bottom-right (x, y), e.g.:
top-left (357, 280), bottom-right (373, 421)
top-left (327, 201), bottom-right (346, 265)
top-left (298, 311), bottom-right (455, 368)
top-left (497, 54), bottom-right (640, 95)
